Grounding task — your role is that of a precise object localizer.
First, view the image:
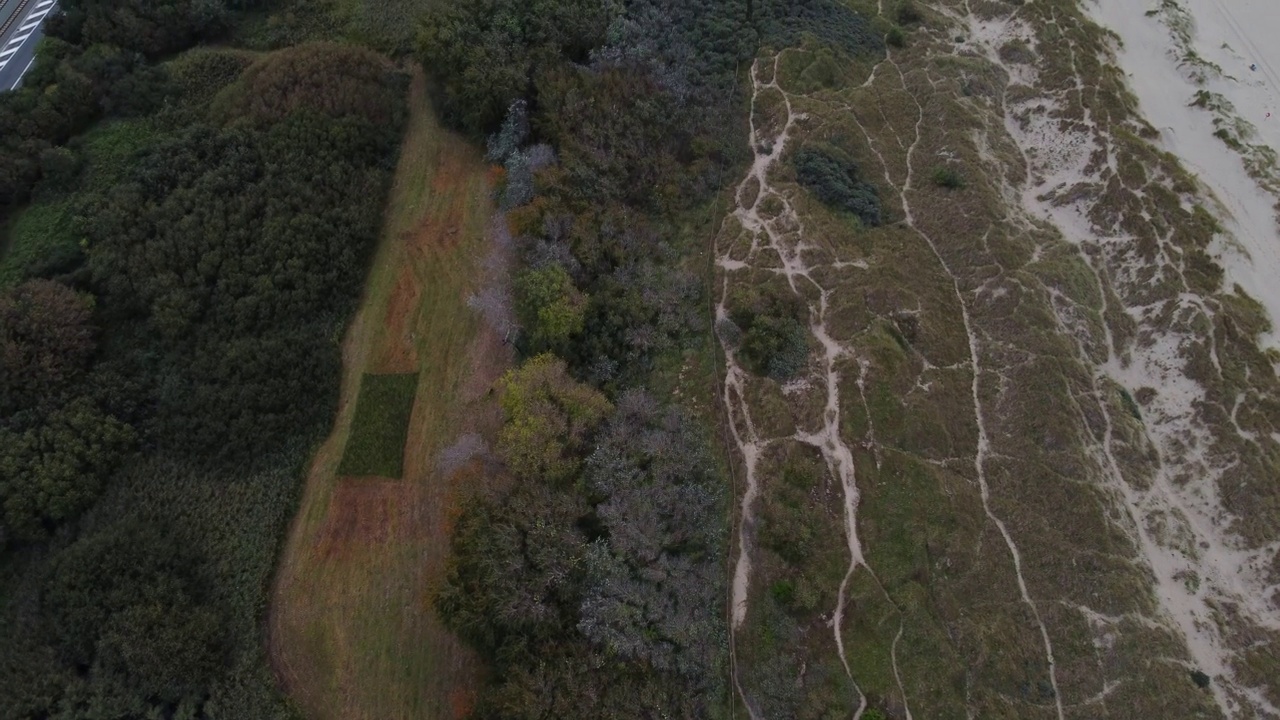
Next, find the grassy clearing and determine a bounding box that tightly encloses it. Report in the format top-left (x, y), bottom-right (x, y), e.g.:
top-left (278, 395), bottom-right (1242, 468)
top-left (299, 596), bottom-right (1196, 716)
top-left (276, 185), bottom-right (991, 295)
top-left (337, 372), bottom-right (419, 478)
top-left (77, 119), bottom-right (159, 190)
top-left (0, 119), bottom-right (159, 288)
top-left (0, 201), bottom-right (79, 289)
top-left (270, 70), bottom-right (503, 720)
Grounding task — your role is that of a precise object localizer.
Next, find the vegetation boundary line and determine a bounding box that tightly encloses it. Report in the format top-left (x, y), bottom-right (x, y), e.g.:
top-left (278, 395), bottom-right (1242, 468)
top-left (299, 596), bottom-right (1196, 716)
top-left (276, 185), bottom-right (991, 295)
top-left (707, 58), bottom-right (744, 720)
top-left (708, 187), bottom-right (739, 720)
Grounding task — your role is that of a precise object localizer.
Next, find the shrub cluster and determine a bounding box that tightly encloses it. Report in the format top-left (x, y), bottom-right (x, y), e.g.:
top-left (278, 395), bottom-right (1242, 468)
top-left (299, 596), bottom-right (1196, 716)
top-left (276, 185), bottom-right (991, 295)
top-left (725, 284), bottom-right (811, 380)
top-left (421, 1), bottom-right (885, 712)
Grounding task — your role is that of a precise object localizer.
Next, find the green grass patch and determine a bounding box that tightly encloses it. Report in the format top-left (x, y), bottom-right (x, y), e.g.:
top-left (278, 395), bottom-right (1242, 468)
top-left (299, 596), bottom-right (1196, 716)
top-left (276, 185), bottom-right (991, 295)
top-left (78, 120), bottom-right (159, 191)
top-left (337, 372), bottom-right (419, 477)
top-left (1, 120), bottom-right (159, 288)
top-left (0, 201), bottom-right (81, 288)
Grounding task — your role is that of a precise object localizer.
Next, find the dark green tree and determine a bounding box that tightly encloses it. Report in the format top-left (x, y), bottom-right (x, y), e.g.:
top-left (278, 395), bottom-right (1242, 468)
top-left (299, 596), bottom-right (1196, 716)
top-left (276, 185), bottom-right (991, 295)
top-left (40, 518), bottom-right (225, 709)
top-left (0, 279), bottom-right (96, 415)
top-left (0, 398), bottom-right (134, 541)
top-left (793, 145), bottom-right (882, 227)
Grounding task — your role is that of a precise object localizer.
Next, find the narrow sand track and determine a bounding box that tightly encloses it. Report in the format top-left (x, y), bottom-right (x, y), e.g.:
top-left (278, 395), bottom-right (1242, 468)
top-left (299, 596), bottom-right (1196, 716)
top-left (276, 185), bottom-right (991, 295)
top-left (843, 51), bottom-right (1067, 720)
top-left (718, 54), bottom-right (916, 720)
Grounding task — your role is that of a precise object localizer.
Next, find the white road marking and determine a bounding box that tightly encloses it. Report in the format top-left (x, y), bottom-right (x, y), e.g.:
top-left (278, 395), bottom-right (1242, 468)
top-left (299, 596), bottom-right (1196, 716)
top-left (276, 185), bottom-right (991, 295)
top-left (9, 54), bottom-right (32, 89)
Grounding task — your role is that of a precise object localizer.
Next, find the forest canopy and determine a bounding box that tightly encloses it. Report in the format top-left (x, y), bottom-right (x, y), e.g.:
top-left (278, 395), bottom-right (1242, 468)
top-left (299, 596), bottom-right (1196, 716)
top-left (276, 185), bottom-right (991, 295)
top-left (0, 22), bottom-right (408, 716)
top-left (0, 0), bottom-right (888, 715)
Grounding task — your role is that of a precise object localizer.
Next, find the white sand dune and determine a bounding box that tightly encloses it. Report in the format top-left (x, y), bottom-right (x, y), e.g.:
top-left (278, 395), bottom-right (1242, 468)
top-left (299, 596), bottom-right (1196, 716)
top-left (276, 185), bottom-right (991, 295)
top-left (1086, 0), bottom-right (1280, 349)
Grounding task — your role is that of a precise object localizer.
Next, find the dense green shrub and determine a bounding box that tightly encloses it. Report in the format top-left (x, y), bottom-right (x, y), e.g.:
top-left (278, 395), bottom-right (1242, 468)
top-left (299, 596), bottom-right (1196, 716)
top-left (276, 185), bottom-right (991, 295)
top-left (932, 165), bottom-right (965, 188)
top-left (40, 518), bottom-right (226, 709)
top-left (0, 279), bottom-right (95, 414)
top-left (536, 66), bottom-right (688, 210)
top-left (758, 459), bottom-right (822, 565)
top-left (727, 285), bottom-right (810, 380)
top-left (578, 392), bottom-right (725, 683)
top-left (514, 264), bottom-right (587, 355)
top-left (0, 398), bottom-right (135, 542)
top-left (793, 145), bottom-right (882, 227)
top-left (495, 354), bottom-right (612, 483)
top-left (213, 42), bottom-right (407, 130)
top-left (418, 0), bottom-right (614, 133)
top-left (167, 48), bottom-right (254, 98)
top-left (896, 1), bottom-right (923, 25)
top-left (756, 0), bottom-right (884, 58)
top-left (436, 481), bottom-right (592, 651)
top-left (51, 0), bottom-right (231, 58)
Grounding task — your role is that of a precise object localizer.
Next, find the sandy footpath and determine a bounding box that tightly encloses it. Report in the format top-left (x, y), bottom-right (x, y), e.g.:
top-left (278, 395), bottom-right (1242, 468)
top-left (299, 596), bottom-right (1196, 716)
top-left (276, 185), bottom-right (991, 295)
top-left (1086, 0), bottom-right (1280, 349)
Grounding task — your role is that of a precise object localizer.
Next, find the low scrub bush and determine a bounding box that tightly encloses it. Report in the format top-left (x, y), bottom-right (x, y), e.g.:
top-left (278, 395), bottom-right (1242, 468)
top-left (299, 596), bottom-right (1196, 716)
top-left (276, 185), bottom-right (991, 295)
top-left (932, 166), bottom-right (965, 189)
top-left (728, 284), bottom-right (811, 381)
top-left (896, 1), bottom-right (923, 25)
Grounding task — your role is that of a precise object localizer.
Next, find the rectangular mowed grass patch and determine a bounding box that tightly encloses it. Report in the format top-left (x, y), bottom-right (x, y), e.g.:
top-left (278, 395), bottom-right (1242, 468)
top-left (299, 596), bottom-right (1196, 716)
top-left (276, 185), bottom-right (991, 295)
top-left (338, 372), bottom-right (419, 478)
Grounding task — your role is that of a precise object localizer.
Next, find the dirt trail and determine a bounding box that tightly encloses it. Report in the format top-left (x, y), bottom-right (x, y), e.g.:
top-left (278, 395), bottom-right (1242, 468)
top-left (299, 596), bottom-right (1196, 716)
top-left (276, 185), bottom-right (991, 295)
top-left (717, 54), bottom-right (913, 720)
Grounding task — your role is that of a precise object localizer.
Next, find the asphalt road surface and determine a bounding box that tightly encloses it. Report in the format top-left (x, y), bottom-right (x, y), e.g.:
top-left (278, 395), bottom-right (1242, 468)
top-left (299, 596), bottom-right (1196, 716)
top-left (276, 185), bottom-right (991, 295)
top-left (0, 0), bottom-right (57, 91)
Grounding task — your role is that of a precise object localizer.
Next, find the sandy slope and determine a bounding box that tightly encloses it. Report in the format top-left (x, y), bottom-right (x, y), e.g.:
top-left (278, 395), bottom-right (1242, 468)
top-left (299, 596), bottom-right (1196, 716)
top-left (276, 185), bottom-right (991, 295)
top-left (1086, 0), bottom-right (1280, 349)
top-left (959, 1), bottom-right (1280, 715)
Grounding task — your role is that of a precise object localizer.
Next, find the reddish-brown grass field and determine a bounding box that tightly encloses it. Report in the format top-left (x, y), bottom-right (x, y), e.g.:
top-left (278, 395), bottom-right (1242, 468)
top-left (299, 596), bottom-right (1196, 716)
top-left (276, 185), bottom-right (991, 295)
top-left (269, 69), bottom-right (510, 720)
